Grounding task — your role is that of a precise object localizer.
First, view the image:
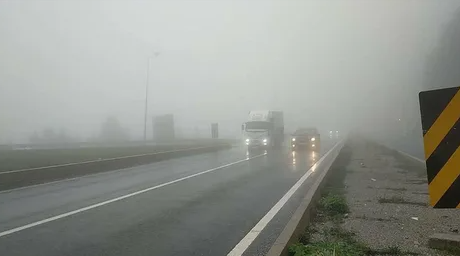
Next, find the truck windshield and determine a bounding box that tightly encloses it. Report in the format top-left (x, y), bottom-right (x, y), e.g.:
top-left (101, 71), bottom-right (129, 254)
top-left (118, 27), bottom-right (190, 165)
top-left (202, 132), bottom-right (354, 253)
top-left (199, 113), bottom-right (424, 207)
top-left (245, 121), bottom-right (271, 130)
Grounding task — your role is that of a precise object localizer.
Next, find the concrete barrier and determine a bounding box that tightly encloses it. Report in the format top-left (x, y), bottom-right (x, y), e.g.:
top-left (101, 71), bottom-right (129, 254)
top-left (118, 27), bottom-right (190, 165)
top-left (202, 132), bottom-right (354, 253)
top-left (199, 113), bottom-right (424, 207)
top-left (0, 144), bottom-right (231, 192)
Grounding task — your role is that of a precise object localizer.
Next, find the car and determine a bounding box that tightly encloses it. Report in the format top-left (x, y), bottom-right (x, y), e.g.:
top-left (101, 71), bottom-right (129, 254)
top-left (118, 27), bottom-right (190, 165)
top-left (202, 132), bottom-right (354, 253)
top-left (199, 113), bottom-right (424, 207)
top-left (291, 127), bottom-right (320, 151)
top-left (329, 130), bottom-right (339, 139)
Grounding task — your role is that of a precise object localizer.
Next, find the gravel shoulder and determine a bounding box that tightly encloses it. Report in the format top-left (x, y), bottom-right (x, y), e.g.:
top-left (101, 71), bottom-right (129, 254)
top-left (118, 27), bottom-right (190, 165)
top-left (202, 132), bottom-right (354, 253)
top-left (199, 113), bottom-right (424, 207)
top-left (342, 138), bottom-right (460, 255)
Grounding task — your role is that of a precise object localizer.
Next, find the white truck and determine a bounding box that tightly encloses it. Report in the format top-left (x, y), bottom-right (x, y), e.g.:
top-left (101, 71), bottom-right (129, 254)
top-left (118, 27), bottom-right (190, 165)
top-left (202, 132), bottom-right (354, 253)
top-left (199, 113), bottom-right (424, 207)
top-left (242, 110), bottom-right (284, 149)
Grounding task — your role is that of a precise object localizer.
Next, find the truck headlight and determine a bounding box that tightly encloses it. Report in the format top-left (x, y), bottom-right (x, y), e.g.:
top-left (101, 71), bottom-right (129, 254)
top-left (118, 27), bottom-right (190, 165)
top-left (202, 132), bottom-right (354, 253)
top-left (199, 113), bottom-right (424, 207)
top-left (292, 138), bottom-right (296, 142)
top-left (311, 137), bottom-right (316, 142)
top-left (263, 138), bottom-right (267, 143)
top-left (245, 139), bottom-right (250, 143)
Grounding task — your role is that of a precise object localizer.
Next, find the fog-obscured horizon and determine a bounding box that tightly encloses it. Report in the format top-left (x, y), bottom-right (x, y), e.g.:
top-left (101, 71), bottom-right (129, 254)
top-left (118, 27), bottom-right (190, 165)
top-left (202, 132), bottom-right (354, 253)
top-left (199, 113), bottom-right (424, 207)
top-left (1, 1), bottom-right (460, 146)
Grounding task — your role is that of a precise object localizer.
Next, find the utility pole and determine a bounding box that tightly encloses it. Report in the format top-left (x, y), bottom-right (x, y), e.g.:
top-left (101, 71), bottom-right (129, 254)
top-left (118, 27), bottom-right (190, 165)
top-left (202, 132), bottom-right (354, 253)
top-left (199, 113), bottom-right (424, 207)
top-left (144, 57), bottom-right (151, 142)
top-left (143, 52), bottom-right (160, 142)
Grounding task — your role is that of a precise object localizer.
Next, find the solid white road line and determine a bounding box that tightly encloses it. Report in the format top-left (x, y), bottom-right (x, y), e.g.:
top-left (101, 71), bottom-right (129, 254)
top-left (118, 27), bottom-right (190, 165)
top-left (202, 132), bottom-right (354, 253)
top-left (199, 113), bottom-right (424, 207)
top-left (227, 142), bottom-right (343, 256)
top-left (0, 153), bottom-right (266, 238)
top-left (0, 145), bottom-right (220, 175)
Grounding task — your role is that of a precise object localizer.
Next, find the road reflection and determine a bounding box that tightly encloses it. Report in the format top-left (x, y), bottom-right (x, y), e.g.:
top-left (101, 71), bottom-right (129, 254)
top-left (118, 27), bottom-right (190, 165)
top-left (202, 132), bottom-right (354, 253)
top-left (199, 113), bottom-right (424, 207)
top-left (246, 148), bottom-right (268, 159)
top-left (290, 150), bottom-right (319, 172)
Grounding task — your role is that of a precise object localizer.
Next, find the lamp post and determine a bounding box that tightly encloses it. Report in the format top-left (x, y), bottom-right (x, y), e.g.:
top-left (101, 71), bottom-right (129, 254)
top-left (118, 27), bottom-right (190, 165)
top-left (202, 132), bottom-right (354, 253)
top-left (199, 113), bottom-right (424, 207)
top-left (144, 52), bottom-right (160, 141)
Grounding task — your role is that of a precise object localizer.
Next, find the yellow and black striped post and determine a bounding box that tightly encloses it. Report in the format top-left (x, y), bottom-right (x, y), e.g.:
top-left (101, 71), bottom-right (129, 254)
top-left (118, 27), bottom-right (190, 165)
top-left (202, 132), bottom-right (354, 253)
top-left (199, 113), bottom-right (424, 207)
top-left (419, 86), bottom-right (460, 208)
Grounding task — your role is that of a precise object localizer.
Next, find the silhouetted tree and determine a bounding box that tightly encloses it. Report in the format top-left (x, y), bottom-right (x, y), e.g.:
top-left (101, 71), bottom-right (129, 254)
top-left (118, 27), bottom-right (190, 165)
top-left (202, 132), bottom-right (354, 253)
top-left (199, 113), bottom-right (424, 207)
top-left (29, 131), bottom-right (40, 144)
top-left (99, 116), bottom-right (129, 142)
top-left (396, 9), bottom-right (460, 157)
top-left (57, 128), bottom-right (72, 143)
top-left (42, 128), bottom-right (56, 142)
top-left (29, 128), bottom-right (74, 144)
top-left (424, 9), bottom-right (460, 90)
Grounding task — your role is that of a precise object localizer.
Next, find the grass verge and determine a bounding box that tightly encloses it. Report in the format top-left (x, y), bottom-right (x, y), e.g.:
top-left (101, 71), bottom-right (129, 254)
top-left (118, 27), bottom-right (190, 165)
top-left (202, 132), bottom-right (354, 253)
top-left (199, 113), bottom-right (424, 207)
top-left (0, 144), bottom-right (231, 191)
top-left (0, 140), bottom-right (231, 172)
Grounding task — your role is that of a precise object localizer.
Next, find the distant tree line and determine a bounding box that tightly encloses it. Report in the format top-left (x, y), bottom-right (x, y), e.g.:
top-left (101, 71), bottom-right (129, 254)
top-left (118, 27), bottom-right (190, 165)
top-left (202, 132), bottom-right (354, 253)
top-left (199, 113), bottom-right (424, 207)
top-left (29, 128), bottom-right (75, 144)
top-left (29, 116), bottom-right (130, 144)
top-left (424, 9), bottom-right (460, 90)
top-left (393, 8), bottom-right (460, 157)
top-left (97, 116), bottom-right (130, 142)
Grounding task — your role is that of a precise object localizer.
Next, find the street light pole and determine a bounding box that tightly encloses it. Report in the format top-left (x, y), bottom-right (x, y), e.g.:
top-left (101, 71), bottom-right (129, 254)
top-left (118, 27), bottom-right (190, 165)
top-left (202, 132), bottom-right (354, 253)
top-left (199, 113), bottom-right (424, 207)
top-left (143, 57), bottom-right (151, 142)
top-left (143, 52), bottom-right (159, 142)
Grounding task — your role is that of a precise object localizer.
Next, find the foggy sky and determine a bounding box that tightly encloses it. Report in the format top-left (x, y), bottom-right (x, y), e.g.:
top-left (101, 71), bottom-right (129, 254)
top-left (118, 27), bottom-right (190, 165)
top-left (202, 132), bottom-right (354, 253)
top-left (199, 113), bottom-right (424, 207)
top-left (1, 0), bottom-right (460, 143)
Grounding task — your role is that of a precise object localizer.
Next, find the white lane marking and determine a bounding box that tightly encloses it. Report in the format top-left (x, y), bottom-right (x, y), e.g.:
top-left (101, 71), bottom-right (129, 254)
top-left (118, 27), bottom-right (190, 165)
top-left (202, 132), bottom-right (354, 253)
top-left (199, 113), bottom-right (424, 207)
top-left (0, 145), bottom-right (223, 175)
top-left (227, 142), bottom-right (343, 256)
top-left (398, 150), bottom-right (425, 164)
top-left (0, 153), bottom-right (266, 238)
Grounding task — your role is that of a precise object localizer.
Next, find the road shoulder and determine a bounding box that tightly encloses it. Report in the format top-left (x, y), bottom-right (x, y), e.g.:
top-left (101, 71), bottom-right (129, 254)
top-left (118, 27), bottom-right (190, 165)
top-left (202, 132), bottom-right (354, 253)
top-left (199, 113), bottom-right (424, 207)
top-left (290, 138), bottom-right (460, 255)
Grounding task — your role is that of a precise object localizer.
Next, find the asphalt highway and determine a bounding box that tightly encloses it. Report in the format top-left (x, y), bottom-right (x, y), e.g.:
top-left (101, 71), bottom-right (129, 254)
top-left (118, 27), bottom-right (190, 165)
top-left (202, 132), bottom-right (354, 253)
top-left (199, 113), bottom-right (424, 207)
top-left (0, 139), bottom-right (338, 256)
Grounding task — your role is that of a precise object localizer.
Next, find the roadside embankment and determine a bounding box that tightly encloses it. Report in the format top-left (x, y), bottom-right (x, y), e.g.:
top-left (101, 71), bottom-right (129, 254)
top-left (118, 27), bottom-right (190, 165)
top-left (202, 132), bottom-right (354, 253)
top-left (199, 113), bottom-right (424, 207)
top-left (289, 137), bottom-right (460, 255)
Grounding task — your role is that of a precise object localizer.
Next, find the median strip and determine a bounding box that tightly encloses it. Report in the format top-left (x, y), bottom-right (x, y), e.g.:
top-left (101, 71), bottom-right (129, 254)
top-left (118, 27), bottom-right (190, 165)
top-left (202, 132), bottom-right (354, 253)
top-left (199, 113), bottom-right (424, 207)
top-left (0, 145), bottom-right (222, 175)
top-left (0, 143), bottom-right (232, 191)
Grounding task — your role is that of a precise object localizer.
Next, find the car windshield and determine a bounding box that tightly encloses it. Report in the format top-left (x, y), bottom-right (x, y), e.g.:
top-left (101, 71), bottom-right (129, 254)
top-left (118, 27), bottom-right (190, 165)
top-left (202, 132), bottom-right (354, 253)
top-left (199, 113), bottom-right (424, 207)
top-left (295, 128), bottom-right (317, 135)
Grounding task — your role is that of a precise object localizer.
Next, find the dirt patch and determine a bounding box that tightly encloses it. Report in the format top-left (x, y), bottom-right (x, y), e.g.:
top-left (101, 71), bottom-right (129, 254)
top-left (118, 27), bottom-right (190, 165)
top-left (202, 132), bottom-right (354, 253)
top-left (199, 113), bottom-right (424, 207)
top-left (378, 196), bottom-right (428, 207)
top-left (342, 138), bottom-right (460, 256)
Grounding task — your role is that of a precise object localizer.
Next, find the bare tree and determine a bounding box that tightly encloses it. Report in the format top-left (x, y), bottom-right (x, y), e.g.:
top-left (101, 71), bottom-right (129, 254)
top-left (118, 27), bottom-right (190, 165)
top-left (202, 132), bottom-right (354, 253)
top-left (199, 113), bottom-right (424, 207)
top-left (99, 116), bottom-right (129, 142)
top-left (424, 9), bottom-right (460, 91)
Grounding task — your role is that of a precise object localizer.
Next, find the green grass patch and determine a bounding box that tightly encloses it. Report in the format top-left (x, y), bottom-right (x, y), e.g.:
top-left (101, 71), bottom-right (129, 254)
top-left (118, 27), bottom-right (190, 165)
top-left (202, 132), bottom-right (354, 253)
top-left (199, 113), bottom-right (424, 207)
top-left (290, 240), bottom-right (368, 256)
top-left (290, 226), bottom-right (417, 256)
top-left (319, 194), bottom-right (349, 217)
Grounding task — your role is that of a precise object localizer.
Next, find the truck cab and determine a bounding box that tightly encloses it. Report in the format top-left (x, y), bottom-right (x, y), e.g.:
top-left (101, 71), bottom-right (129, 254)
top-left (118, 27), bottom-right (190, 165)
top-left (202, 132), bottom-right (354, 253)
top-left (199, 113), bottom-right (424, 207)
top-left (242, 110), bottom-right (284, 149)
top-left (291, 127), bottom-right (320, 152)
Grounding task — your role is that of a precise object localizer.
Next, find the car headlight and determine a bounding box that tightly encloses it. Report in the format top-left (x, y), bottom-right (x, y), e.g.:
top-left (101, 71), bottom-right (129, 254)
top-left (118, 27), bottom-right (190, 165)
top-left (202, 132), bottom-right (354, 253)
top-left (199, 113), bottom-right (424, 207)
top-left (311, 137), bottom-right (316, 142)
top-left (245, 139), bottom-right (250, 142)
top-left (263, 138), bottom-right (267, 143)
top-left (292, 138), bottom-right (296, 142)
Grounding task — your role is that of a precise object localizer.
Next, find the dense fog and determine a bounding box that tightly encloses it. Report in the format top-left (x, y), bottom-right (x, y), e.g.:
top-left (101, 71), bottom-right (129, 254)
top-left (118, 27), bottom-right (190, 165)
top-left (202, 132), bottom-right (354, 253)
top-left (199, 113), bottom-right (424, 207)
top-left (1, 0), bottom-right (459, 146)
